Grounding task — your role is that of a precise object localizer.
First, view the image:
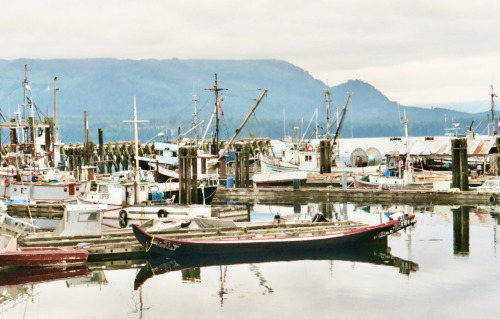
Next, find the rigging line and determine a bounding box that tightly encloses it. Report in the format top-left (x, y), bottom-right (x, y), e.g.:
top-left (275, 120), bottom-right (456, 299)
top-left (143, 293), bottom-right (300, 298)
top-left (196, 95), bottom-right (213, 114)
top-left (221, 117), bottom-right (229, 140)
top-left (223, 93), bottom-right (256, 100)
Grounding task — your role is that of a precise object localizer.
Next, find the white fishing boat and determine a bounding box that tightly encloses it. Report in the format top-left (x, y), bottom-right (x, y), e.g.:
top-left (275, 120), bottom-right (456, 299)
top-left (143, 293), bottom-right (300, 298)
top-left (0, 66), bottom-right (80, 203)
top-left (260, 91), bottom-right (381, 174)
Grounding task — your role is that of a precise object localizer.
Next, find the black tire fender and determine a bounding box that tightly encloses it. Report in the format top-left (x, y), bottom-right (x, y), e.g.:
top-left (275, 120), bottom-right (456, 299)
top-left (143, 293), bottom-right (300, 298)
top-left (119, 210), bottom-right (128, 221)
top-left (158, 209), bottom-right (168, 218)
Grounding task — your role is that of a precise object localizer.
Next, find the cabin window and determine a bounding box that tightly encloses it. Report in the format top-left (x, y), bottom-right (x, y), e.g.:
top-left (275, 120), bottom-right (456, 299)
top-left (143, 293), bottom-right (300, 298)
top-left (90, 182), bottom-right (97, 192)
top-left (78, 212), bottom-right (98, 222)
top-left (305, 155), bottom-right (312, 162)
top-left (140, 186), bottom-right (145, 191)
top-left (21, 188), bottom-right (27, 194)
top-left (173, 152), bottom-right (178, 158)
top-left (99, 185), bottom-right (108, 194)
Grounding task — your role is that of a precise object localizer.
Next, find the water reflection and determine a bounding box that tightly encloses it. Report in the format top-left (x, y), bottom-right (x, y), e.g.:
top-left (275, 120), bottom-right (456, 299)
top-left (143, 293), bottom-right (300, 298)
top-left (453, 206), bottom-right (470, 255)
top-left (0, 265), bottom-right (90, 288)
top-left (2, 203), bottom-right (500, 318)
top-left (134, 246), bottom-right (419, 291)
top-left (0, 265), bottom-right (91, 308)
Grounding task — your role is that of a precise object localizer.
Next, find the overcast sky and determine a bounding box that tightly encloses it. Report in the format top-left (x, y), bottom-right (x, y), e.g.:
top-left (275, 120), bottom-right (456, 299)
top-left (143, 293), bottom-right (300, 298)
top-left (1, 0), bottom-right (499, 109)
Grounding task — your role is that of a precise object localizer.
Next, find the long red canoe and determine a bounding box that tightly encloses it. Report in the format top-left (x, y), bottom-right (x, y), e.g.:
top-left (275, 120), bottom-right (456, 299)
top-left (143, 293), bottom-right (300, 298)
top-left (0, 246), bottom-right (90, 267)
top-left (132, 214), bottom-right (416, 256)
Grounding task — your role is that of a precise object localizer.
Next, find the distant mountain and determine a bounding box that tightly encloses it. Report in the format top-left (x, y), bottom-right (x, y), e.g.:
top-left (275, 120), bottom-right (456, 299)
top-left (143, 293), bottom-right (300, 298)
top-left (0, 59), bottom-right (490, 143)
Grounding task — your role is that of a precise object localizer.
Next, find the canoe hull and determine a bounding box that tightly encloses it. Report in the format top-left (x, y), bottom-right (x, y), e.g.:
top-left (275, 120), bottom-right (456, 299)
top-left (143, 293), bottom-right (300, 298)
top-left (132, 215), bottom-right (416, 256)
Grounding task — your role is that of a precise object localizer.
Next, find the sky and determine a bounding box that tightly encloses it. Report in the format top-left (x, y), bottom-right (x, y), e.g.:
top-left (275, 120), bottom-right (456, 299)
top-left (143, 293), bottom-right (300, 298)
top-left (1, 0), bottom-right (499, 110)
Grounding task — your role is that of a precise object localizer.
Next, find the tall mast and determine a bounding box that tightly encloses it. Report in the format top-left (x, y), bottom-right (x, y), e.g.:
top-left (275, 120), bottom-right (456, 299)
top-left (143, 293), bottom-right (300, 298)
top-left (401, 109), bottom-right (410, 155)
top-left (325, 87), bottom-right (331, 139)
top-left (22, 64), bottom-right (28, 123)
top-left (123, 95), bottom-right (148, 204)
top-left (192, 93), bottom-right (198, 139)
top-left (205, 73), bottom-right (226, 154)
top-left (490, 85), bottom-right (497, 135)
top-left (54, 77), bottom-right (59, 144)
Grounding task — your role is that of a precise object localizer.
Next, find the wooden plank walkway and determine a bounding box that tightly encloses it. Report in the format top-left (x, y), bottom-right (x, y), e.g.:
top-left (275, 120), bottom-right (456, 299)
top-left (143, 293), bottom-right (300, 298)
top-left (213, 187), bottom-right (497, 206)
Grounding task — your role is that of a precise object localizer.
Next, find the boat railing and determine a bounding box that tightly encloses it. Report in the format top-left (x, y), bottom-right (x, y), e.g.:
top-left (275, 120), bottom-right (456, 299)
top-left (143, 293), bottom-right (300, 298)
top-left (0, 213), bottom-right (40, 239)
top-left (148, 220), bottom-right (369, 240)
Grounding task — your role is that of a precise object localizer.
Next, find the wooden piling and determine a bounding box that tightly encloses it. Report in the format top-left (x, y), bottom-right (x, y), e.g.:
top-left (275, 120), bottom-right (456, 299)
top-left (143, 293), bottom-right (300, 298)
top-left (496, 136), bottom-right (500, 175)
top-left (451, 138), bottom-right (469, 191)
top-left (190, 146), bottom-right (198, 204)
top-left (235, 143), bottom-right (250, 188)
top-left (98, 128), bottom-right (104, 173)
top-left (179, 147), bottom-right (187, 204)
top-left (179, 146), bottom-right (198, 205)
top-left (320, 140), bottom-right (332, 174)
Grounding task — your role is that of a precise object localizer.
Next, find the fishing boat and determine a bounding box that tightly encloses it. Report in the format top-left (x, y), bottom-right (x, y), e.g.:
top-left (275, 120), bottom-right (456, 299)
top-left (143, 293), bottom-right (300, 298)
top-left (354, 110), bottom-right (436, 190)
top-left (252, 170), bottom-right (308, 187)
top-left (0, 66), bottom-right (80, 203)
top-left (260, 89), bottom-right (351, 173)
top-left (0, 234), bottom-right (90, 267)
top-left (132, 213), bottom-right (416, 256)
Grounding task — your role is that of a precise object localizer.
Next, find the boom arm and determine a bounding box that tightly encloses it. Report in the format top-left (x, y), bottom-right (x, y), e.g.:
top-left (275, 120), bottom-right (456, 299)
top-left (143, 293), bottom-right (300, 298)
top-left (332, 93), bottom-right (351, 146)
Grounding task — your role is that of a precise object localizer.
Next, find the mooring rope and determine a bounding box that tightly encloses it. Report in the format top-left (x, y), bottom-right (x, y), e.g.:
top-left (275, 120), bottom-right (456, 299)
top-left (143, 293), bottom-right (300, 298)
top-left (146, 235), bottom-right (155, 252)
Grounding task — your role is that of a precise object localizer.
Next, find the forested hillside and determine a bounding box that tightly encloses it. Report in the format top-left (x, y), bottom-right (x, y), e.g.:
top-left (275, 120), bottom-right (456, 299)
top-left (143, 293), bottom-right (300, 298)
top-left (0, 59), bottom-right (487, 143)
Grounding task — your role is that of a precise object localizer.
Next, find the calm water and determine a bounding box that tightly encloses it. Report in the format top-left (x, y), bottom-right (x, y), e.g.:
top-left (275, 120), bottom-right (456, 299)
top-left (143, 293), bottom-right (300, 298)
top-left (1, 204), bottom-right (499, 319)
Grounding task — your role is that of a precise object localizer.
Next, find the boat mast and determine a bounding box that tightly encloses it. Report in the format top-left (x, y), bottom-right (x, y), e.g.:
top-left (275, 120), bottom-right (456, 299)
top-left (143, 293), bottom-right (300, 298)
top-left (490, 85), bottom-right (497, 135)
top-left (205, 74), bottom-right (226, 155)
top-left (192, 93), bottom-right (199, 140)
top-left (22, 64), bottom-right (28, 123)
top-left (325, 87), bottom-right (331, 139)
top-left (54, 77), bottom-right (59, 146)
top-left (123, 95), bottom-right (148, 204)
top-left (401, 109), bottom-right (412, 184)
top-left (401, 109), bottom-right (410, 155)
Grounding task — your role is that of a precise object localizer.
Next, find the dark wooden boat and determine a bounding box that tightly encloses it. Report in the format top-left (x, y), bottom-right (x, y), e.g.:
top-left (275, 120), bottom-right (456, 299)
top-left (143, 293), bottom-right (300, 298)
top-left (0, 245), bottom-right (90, 267)
top-left (134, 245), bottom-right (419, 289)
top-left (132, 214), bottom-right (417, 256)
top-left (0, 264), bottom-right (90, 288)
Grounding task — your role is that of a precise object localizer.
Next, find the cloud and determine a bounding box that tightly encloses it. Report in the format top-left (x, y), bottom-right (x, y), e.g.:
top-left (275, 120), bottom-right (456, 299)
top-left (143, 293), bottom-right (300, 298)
top-left (1, 0), bottom-right (500, 106)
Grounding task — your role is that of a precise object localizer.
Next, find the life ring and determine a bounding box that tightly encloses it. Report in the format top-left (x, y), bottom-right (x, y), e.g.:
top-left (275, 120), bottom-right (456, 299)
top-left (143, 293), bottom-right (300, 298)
top-left (307, 144), bottom-right (314, 151)
top-left (119, 218), bottom-right (128, 228)
top-left (158, 209), bottom-right (168, 218)
top-left (4, 178), bottom-right (10, 187)
top-left (490, 193), bottom-right (496, 206)
top-left (119, 210), bottom-right (128, 221)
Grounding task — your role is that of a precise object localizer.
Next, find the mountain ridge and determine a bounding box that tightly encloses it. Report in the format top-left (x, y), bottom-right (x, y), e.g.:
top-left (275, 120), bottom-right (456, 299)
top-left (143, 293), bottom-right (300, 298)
top-left (0, 58), bottom-right (488, 142)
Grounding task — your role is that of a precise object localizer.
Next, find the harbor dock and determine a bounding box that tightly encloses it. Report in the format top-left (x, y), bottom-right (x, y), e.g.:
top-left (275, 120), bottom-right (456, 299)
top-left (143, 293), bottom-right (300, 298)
top-left (213, 186), bottom-right (498, 206)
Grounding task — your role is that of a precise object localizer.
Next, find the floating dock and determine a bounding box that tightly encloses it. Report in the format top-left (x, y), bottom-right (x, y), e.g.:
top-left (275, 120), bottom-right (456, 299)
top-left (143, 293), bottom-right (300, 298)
top-left (213, 187), bottom-right (497, 206)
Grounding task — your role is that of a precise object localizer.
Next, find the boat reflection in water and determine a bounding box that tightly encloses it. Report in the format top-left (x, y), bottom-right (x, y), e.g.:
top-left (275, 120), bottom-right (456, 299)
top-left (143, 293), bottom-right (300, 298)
top-left (134, 246), bottom-right (418, 290)
top-left (0, 264), bottom-right (91, 289)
